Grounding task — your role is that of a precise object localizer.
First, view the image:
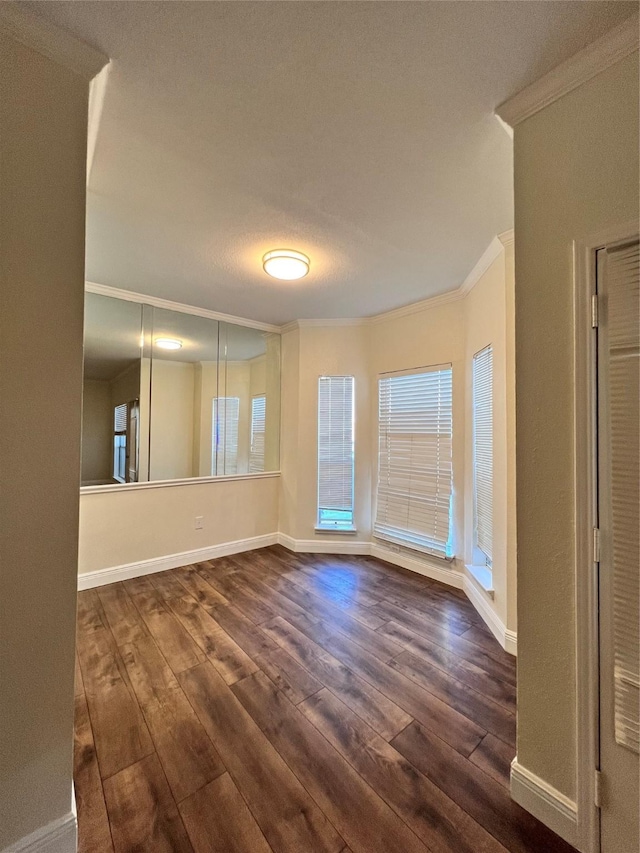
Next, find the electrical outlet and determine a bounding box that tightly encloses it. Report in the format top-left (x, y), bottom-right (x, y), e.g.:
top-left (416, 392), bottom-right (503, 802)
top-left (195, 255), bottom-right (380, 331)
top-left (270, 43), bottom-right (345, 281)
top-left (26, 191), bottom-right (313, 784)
top-left (195, 516), bottom-right (203, 530)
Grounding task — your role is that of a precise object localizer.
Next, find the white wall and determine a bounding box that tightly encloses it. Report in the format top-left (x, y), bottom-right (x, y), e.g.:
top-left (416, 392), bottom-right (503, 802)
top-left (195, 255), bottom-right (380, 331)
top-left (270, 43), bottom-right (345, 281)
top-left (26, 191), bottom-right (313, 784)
top-left (81, 379), bottom-right (112, 484)
top-left (0, 27), bottom-right (96, 850)
top-left (220, 361), bottom-right (251, 474)
top-left (277, 242), bottom-right (516, 643)
top-left (464, 243), bottom-right (517, 632)
top-left (368, 300), bottom-right (466, 568)
top-left (111, 359), bottom-right (140, 408)
top-left (79, 475), bottom-right (280, 573)
top-left (279, 324), bottom-right (371, 542)
top-left (513, 50), bottom-right (639, 802)
top-left (150, 359), bottom-right (195, 480)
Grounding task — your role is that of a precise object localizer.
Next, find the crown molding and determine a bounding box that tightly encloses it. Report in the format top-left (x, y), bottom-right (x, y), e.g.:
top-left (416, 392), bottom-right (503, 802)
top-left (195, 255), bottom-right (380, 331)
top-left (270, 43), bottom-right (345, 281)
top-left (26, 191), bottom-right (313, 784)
top-left (280, 317), bottom-right (369, 333)
top-left (85, 282), bottom-right (282, 334)
top-left (89, 231), bottom-right (513, 334)
top-left (0, 3), bottom-right (108, 80)
top-left (301, 318), bottom-right (369, 328)
top-left (496, 13), bottom-right (639, 128)
top-left (498, 228), bottom-right (514, 248)
top-left (367, 289), bottom-right (463, 325)
top-left (459, 236), bottom-right (505, 297)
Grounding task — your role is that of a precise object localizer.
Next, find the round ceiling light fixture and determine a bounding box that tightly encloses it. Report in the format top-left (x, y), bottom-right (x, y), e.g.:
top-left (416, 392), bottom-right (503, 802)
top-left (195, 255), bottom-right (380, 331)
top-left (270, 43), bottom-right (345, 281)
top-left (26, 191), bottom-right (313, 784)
top-left (155, 338), bottom-right (182, 350)
top-left (262, 249), bottom-right (310, 280)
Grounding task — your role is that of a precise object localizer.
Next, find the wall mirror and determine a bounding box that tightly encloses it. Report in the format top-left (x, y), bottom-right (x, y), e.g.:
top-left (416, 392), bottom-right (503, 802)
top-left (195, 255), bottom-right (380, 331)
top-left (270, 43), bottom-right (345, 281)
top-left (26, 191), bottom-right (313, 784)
top-left (81, 292), bottom-right (281, 487)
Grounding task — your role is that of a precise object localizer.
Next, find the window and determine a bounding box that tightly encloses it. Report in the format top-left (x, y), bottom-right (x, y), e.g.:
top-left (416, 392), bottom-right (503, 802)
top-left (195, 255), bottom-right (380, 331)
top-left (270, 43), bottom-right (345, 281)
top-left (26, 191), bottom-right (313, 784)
top-left (113, 403), bottom-right (128, 483)
top-left (212, 397), bottom-right (240, 475)
top-left (375, 366), bottom-right (453, 559)
top-left (472, 345), bottom-right (493, 565)
top-left (249, 395), bottom-right (266, 473)
top-left (317, 376), bottom-right (355, 530)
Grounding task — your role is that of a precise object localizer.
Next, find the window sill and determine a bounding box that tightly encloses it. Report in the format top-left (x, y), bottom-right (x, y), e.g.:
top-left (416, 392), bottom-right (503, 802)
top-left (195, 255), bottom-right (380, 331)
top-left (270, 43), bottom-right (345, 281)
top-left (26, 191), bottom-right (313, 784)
top-left (465, 564), bottom-right (495, 598)
top-left (81, 471), bottom-right (281, 494)
top-left (314, 526), bottom-right (358, 535)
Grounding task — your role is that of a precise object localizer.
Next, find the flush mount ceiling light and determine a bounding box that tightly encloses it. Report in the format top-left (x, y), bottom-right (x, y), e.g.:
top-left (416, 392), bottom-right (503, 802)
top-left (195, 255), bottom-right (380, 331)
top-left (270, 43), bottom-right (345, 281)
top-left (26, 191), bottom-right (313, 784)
top-left (155, 338), bottom-right (182, 350)
top-left (262, 249), bottom-right (310, 280)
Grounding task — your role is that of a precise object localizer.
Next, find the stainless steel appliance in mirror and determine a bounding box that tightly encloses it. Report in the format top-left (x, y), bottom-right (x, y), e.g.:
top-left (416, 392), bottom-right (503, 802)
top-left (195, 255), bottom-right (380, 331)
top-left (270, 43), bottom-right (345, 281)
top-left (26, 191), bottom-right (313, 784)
top-left (81, 292), bottom-right (281, 487)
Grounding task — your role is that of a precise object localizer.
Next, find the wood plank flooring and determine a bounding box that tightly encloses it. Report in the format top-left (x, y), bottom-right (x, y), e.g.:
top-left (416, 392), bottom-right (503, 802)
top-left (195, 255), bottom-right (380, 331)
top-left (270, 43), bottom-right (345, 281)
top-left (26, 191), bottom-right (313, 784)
top-left (74, 547), bottom-right (575, 853)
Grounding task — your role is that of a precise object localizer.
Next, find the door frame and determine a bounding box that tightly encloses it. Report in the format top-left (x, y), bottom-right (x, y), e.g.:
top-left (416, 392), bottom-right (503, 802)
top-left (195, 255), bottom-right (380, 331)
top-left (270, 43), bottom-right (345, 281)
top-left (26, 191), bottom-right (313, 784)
top-left (573, 220), bottom-right (639, 853)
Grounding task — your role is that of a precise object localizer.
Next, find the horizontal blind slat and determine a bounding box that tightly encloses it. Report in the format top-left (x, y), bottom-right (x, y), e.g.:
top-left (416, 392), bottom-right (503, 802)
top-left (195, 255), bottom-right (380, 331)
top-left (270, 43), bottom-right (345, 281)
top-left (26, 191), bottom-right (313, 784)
top-left (317, 376), bottom-right (355, 526)
top-left (473, 345), bottom-right (493, 562)
top-left (375, 366), bottom-right (453, 557)
top-left (249, 395), bottom-right (266, 473)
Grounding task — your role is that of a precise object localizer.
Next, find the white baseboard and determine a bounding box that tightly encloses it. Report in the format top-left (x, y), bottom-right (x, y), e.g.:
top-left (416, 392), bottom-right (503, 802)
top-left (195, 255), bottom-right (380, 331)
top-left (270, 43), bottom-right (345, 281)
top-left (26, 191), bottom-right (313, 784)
top-left (370, 543), bottom-right (464, 590)
top-left (2, 812), bottom-right (77, 853)
top-left (277, 532), bottom-right (371, 555)
top-left (463, 570), bottom-right (517, 656)
top-left (78, 533), bottom-right (279, 590)
top-left (78, 533), bottom-right (515, 659)
top-left (510, 759), bottom-right (578, 848)
top-left (276, 536), bottom-right (465, 591)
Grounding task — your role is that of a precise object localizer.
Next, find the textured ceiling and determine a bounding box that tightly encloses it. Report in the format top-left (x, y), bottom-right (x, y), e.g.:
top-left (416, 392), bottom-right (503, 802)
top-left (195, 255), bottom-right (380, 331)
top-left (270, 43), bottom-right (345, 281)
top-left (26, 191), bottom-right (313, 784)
top-left (29, 1), bottom-right (637, 324)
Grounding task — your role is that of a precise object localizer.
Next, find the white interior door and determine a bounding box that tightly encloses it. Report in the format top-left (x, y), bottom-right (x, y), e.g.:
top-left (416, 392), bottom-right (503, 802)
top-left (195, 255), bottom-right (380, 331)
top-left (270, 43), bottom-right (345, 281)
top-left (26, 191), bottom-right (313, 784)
top-left (596, 239), bottom-right (639, 853)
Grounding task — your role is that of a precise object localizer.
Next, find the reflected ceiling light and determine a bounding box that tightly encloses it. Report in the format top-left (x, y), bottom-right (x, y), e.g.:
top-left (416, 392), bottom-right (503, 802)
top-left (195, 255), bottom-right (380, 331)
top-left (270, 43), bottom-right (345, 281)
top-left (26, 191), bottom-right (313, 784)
top-left (262, 249), bottom-right (310, 280)
top-left (155, 338), bottom-right (182, 350)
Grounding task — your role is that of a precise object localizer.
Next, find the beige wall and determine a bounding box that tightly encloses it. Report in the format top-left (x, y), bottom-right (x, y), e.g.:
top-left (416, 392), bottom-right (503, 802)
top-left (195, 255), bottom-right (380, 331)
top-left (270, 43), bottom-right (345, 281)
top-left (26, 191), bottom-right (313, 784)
top-left (79, 476), bottom-right (280, 573)
top-left (150, 359), bottom-right (195, 480)
top-left (280, 325), bottom-right (371, 541)
top-left (368, 301), bottom-right (466, 563)
top-left (0, 32), bottom-right (91, 849)
top-left (220, 361), bottom-right (252, 474)
top-left (279, 328), bottom-right (301, 537)
top-left (464, 246), bottom-right (517, 631)
top-left (513, 52), bottom-right (639, 800)
top-left (111, 359), bottom-right (141, 408)
top-left (278, 260), bottom-right (516, 607)
top-left (81, 379), bottom-right (113, 484)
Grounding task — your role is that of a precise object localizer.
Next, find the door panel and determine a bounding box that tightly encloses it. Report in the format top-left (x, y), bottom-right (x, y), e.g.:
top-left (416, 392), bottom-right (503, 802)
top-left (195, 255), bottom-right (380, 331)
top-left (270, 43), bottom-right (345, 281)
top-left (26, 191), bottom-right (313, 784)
top-left (597, 240), bottom-right (639, 853)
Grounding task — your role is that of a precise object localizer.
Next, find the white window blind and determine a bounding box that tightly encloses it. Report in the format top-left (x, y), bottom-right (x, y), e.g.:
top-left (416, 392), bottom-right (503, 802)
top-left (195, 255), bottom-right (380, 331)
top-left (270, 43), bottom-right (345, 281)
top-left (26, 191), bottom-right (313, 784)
top-left (317, 376), bottom-right (354, 529)
top-left (473, 345), bottom-right (493, 564)
top-left (114, 403), bottom-right (128, 433)
top-left (212, 397), bottom-right (240, 476)
top-left (249, 395), bottom-right (266, 473)
top-left (602, 240), bottom-right (639, 753)
top-left (375, 366), bottom-right (453, 558)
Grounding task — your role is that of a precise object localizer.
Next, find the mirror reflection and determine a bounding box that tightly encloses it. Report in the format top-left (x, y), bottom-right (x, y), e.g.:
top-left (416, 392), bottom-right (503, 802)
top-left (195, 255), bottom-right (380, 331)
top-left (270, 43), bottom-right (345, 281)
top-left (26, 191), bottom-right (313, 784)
top-left (82, 294), bottom-right (144, 486)
top-left (81, 293), bottom-right (281, 487)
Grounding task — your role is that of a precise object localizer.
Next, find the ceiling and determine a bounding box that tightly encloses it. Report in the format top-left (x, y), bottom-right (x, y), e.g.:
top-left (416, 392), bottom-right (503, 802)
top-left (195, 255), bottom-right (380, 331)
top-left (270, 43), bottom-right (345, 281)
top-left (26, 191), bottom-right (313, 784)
top-left (29, 1), bottom-right (636, 325)
top-left (85, 292), bottom-right (267, 381)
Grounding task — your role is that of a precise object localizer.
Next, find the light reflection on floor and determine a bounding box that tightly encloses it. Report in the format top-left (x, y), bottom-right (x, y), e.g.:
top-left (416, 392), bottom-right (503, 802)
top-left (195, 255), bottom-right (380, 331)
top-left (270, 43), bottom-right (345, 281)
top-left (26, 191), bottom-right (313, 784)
top-left (310, 564), bottom-right (359, 605)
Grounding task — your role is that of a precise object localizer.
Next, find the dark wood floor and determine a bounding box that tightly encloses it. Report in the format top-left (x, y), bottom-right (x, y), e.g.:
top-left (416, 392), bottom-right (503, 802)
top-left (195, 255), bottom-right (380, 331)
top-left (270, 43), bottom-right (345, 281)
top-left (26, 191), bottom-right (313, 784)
top-left (74, 546), bottom-right (575, 853)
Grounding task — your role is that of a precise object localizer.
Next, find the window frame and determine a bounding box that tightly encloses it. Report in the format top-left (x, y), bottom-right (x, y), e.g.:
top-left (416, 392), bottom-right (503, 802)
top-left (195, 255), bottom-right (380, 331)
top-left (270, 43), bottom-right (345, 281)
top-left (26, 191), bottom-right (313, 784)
top-left (113, 402), bottom-right (128, 483)
top-left (211, 396), bottom-right (241, 477)
top-left (374, 364), bottom-right (454, 560)
top-left (472, 344), bottom-right (493, 568)
top-left (249, 394), bottom-right (267, 473)
top-left (316, 375), bottom-right (356, 532)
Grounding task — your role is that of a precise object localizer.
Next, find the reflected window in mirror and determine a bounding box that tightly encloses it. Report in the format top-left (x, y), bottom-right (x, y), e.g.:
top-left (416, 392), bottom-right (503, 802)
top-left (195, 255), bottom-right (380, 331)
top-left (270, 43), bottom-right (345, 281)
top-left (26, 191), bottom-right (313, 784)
top-left (82, 294), bottom-right (144, 486)
top-left (81, 292), bottom-right (281, 488)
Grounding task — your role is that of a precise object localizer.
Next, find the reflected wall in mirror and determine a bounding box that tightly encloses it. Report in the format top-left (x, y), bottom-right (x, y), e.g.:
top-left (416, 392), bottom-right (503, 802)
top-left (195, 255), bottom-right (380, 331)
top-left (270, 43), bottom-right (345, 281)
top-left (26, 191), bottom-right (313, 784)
top-left (149, 309), bottom-right (220, 481)
top-left (81, 292), bottom-right (281, 487)
top-left (215, 322), bottom-right (281, 476)
top-left (82, 294), bottom-right (144, 486)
